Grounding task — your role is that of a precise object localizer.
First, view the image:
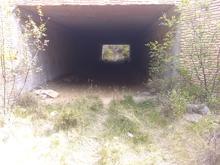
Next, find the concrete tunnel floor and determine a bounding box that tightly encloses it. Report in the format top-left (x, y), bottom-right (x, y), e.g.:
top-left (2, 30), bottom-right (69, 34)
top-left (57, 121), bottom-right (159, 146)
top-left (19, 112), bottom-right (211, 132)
top-left (18, 5), bottom-right (174, 87)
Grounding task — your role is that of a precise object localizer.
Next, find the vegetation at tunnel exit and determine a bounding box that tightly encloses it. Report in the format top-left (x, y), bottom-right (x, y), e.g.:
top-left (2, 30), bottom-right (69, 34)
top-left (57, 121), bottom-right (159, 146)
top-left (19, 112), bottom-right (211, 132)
top-left (102, 45), bottom-right (130, 62)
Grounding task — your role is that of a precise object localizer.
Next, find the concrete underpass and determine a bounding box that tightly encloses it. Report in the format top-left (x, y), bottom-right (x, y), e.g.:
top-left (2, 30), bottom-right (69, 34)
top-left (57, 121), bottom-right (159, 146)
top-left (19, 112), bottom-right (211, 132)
top-left (18, 4), bottom-right (174, 86)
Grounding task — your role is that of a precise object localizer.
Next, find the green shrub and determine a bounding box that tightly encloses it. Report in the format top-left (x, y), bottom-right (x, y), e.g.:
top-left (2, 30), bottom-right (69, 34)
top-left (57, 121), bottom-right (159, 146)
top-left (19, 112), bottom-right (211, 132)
top-left (160, 89), bottom-right (189, 119)
top-left (187, 116), bottom-right (218, 135)
top-left (16, 92), bottom-right (38, 108)
top-left (105, 115), bottom-right (139, 137)
top-left (132, 133), bottom-right (150, 145)
top-left (54, 107), bottom-right (78, 131)
top-left (54, 96), bottom-right (103, 131)
top-left (207, 95), bottom-right (220, 113)
top-left (98, 144), bottom-right (120, 165)
top-left (169, 89), bottom-right (188, 117)
top-left (74, 95), bottom-right (103, 112)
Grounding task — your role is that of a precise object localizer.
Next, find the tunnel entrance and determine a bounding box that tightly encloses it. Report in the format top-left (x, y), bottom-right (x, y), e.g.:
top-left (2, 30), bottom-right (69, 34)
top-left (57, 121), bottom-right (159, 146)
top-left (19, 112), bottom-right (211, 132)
top-left (18, 5), bottom-right (174, 87)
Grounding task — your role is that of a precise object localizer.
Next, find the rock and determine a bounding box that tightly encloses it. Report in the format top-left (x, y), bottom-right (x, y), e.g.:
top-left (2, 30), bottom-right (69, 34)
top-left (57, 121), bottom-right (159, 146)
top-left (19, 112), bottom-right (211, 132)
top-left (34, 89), bottom-right (59, 98)
top-left (133, 92), bottom-right (156, 104)
top-left (184, 113), bottom-right (203, 123)
top-left (187, 104), bottom-right (210, 115)
top-left (127, 132), bottom-right (134, 138)
top-left (199, 106), bottom-right (210, 115)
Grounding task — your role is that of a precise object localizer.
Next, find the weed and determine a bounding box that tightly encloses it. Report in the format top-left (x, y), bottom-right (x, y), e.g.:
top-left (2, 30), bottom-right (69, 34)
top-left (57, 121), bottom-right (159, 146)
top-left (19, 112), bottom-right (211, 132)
top-left (169, 89), bottom-right (188, 118)
top-left (54, 106), bottom-right (79, 131)
top-left (104, 97), bottom-right (157, 147)
top-left (187, 116), bottom-right (218, 135)
top-left (105, 114), bottom-right (139, 138)
top-left (160, 89), bottom-right (189, 119)
top-left (120, 96), bottom-right (167, 127)
top-left (132, 132), bottom-right (150, 145)
top-left (98, 143), bottom-right (121, 165)
top-left (16, 92), bottom-right (38, 108)
top-left (14, 106), bottom-right (46, 119)
top-left (74, 95), bottom-right (103, 112)
top-left (54, 96), bottom-right (103, 131)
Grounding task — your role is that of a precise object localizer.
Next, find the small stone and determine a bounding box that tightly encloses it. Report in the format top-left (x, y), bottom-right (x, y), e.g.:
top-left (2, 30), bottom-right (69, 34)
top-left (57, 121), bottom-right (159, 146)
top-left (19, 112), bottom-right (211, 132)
top-left (127, 132), bottom-right (134, 138)
top-left (184, 113), bottom-right (203, 123)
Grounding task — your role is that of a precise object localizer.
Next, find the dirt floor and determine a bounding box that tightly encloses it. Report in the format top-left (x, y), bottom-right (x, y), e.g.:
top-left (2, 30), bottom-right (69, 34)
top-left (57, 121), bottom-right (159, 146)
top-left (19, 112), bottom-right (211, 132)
top-left (38, 78), bottom-right (147, 106)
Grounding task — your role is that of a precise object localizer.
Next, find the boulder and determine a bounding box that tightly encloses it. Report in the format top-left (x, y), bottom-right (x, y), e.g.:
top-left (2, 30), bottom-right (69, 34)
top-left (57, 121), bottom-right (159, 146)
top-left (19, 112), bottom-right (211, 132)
top-left (187, 104), bottom-right (210, 115)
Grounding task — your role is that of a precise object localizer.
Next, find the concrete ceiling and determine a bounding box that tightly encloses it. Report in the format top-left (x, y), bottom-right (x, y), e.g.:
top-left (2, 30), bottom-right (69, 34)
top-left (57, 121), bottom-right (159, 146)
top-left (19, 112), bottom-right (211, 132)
top-left (19, 5), bottom-right (174, 32)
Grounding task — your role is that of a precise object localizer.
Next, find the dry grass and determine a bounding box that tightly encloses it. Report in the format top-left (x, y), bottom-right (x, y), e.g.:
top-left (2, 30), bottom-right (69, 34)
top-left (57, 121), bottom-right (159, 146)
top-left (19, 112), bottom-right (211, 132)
top-left (4, 93), bottom-right (220, 165)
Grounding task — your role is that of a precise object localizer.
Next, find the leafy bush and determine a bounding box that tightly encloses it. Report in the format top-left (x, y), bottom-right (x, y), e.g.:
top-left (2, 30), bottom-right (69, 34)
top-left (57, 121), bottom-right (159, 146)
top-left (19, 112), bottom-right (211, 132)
top-left (169, 89), bottom-right (189, 118)
top-left (159, 89), bottom-right (189, 118)
top-left (146, 14), bottom-right (178, 79)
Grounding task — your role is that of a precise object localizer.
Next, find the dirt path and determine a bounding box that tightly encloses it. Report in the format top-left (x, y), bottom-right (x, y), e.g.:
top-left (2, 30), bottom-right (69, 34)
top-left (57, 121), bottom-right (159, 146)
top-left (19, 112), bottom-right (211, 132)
top-left (39, 80), bottom-right (146, 106)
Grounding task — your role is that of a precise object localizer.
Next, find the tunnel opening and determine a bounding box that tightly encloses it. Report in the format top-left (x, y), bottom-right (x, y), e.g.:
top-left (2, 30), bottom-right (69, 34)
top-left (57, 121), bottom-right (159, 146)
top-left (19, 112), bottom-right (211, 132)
top-left (18, 4), bottom-right (175, 87)
top-left (101, 44), bottom-right (130, 62)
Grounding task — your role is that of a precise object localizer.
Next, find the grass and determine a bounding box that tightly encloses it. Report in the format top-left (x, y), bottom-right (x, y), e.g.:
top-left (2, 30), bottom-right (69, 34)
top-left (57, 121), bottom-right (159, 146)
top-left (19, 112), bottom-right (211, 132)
top-left (105, 114), bottom-right (139, 137)
top-left (14, 95), bottom-right (103, 133)
top-left (98, 144), bottom-right (121, 165)
top-left (103, 96), bottom-right (166, 146)
top-left (186, 116), bottom-right (219, 135)
top-left (16, 92), bottom-right (38, 108)
top-left (53, 96), bottom-right (103, 131)
top-left (10, 93), bottom-right (220, 164)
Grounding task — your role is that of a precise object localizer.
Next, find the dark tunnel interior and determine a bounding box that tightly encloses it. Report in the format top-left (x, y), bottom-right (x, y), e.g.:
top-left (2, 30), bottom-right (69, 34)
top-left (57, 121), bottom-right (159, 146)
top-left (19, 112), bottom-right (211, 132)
top-left (18, 5), bottom-right (174, 86)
